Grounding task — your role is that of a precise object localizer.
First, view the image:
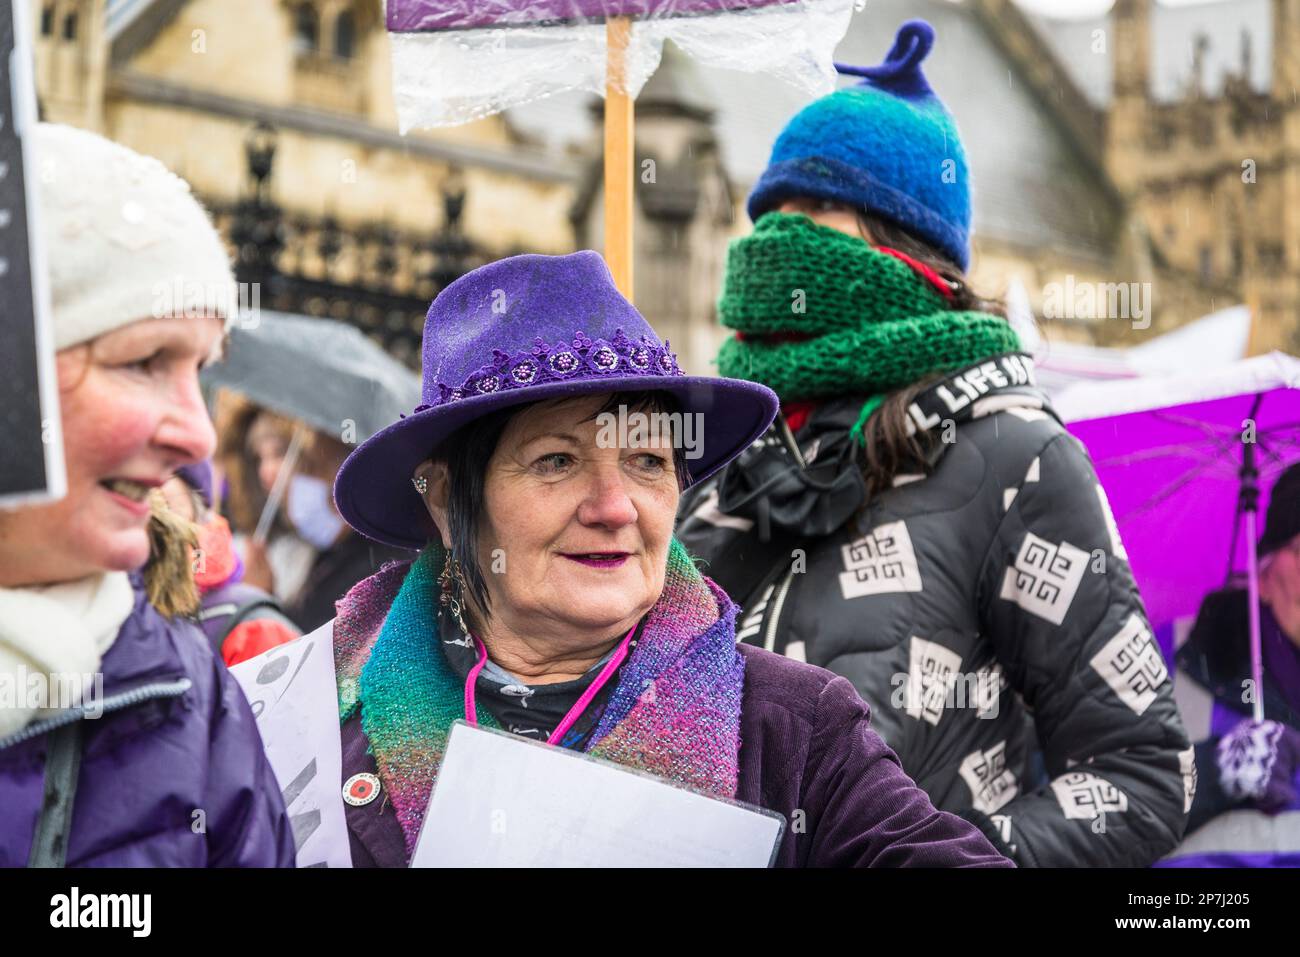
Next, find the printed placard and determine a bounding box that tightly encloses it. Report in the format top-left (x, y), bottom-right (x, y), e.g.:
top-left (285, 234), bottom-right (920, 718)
top-left (412, 721), bottom-right (784, 867)
top-left (231, 624), bottom-right (351, 868)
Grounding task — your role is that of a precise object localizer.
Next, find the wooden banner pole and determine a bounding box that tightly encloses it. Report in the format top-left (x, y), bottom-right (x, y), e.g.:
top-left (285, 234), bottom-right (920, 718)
top-left (604, 15), bottom-right (635, 301)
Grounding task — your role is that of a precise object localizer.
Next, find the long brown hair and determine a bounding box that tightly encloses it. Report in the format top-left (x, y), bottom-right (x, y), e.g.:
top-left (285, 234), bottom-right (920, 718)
top-left (851, 211), bottom-right (1008, 502)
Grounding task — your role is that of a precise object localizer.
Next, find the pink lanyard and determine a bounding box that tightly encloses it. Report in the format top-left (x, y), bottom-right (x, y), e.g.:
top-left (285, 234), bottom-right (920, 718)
top-left (462, 625), bottom-right (637, 747)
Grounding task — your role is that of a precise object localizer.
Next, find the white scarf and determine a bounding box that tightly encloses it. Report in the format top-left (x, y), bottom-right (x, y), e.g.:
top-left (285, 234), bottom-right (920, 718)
top-left (0, 572), bottom-right (135, 739)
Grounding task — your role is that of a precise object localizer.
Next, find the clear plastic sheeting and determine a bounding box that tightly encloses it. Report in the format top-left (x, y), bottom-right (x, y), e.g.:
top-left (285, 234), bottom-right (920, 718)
top-left (387, 0), bottom-right (856, 131)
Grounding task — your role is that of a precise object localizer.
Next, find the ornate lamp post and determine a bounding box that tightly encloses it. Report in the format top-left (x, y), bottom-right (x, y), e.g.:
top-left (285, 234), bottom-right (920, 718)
top-left (230, 121), bottom-right (285, 290)
top-left (428, 168), bottom-right (472, 291)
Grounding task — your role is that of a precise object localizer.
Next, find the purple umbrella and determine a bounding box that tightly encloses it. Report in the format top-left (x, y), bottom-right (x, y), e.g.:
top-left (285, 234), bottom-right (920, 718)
top-left (1057, 352), bottom-right (1300, 721)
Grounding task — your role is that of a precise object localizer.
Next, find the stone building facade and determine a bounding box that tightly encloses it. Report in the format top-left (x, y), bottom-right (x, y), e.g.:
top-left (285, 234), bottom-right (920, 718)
top-left (1029, 0), bottom-right (1298, 352)
top-left (29, 0), bottom-right (1285, 371)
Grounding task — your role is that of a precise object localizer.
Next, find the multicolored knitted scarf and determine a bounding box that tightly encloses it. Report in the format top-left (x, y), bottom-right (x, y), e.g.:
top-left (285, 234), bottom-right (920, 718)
top-left (332, 539), bottom-right (745, 859)
top-left (716, 211), bottom-right (1020, 442)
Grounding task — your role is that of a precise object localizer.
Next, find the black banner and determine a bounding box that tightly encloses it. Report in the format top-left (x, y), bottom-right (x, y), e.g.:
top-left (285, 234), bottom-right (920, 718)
top-left (0, 0), bottom-right (62, 506)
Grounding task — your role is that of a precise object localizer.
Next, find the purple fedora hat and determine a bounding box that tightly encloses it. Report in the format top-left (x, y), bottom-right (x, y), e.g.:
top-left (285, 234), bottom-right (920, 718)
top-left (334, 250), bottom-right (778, 549)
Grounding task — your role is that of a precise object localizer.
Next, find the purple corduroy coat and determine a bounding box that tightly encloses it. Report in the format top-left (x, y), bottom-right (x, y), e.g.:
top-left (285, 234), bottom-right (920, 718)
top-left (342, 643), bottom-right (1014, 868)
top-left (0, 576), bottom-right (296, 867)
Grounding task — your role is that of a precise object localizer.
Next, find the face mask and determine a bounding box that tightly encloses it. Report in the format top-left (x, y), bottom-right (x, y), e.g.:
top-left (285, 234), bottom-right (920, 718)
top-left (715, 211), bottom-right (1018, 403)
top-left (287, 474), bottom-right (347, 550)
top-left (718, 211), bottom-right (934, 339)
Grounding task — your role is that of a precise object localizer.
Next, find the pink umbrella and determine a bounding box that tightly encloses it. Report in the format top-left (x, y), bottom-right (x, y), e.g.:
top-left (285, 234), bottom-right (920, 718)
top-left (1057, 352), bottom-right (1300, 721)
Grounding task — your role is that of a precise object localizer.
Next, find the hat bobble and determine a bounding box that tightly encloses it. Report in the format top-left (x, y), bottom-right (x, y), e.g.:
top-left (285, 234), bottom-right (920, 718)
top-left (834, 20), bottom-right (936, 99)
top-left (746, 17), bottom-right (972, 269)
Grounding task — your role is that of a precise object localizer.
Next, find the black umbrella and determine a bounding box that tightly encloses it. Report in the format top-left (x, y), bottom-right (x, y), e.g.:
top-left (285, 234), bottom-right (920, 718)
top-left (203, 311), bottom-right (420, 443)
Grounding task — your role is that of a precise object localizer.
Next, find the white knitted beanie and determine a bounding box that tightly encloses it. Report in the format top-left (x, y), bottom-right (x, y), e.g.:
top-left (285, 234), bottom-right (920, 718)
top-left (35, 123), bottom-right (237, 351)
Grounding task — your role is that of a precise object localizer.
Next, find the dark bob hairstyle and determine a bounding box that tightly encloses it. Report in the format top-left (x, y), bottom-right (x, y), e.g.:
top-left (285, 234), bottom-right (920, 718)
top-left (433, 389), bottom-right (689, 633)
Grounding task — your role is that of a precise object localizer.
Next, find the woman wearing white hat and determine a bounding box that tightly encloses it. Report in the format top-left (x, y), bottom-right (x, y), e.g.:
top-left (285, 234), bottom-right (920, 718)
top-left (0, 124), bottom-right (294, 866)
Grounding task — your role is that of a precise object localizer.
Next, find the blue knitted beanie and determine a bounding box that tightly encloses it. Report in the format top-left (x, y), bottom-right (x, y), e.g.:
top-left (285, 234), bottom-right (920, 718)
top-left (746, 19), bottom-right (972, 270)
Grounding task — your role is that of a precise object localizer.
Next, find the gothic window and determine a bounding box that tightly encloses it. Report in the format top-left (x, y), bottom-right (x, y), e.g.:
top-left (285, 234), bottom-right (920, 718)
top-left (291, 1), bottom-right (368, 110)
top-left (62, 10), bottom-right (77, 41)
top-left (334, 10), bottom-right (355, 60)
top-left (293, 3), bottom-right (319, 55)
top-left (40, 4), bottom-right (54, 36)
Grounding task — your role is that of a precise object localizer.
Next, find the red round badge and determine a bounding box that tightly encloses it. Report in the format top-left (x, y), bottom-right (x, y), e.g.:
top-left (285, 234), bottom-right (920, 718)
top-left (343, 772), bottom-right (380, 807)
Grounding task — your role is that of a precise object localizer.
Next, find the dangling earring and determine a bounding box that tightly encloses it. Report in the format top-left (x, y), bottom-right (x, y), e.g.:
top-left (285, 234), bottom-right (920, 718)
top-left (438, 551), bottom-right (471, 636)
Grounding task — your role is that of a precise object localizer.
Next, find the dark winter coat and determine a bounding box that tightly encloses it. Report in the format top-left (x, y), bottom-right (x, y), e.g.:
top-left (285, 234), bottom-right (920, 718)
top-left (339, 641), bottom-right (1014, 868)
top-left (284, 533), bottom-right (413, 634)
top-left (676, 356), bottom-right (1193, 867)
top-left (0, 575), bottom-right (296, 867)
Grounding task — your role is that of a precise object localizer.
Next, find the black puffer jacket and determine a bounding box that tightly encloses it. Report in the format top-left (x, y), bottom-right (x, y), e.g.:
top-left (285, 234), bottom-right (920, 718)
top-left (679, 355), bottom-right (1193, 867)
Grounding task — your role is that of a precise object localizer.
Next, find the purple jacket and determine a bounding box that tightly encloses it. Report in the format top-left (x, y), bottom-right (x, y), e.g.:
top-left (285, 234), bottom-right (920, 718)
top-left (0, 577), bottom-right (296, 867)
top-left (342, 644), bottom-right (1013, 867)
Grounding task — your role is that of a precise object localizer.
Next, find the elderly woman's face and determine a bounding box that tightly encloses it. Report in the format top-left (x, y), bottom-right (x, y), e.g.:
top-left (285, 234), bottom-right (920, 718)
top-left (0, 317), bottom-right (222, 586)
top-left (476, 395), bottom-right (680, 636)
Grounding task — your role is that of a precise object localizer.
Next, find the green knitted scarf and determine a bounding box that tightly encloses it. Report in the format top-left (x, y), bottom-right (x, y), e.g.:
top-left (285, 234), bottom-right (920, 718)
top-left (716, 212), bottom-right (1020, 441)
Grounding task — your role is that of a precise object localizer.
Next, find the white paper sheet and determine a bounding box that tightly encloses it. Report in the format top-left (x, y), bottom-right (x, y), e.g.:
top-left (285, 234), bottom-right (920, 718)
top-left (411, 721), bottom-right (783, 867)
top-left (231, 623), bottom-right (351, 868)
